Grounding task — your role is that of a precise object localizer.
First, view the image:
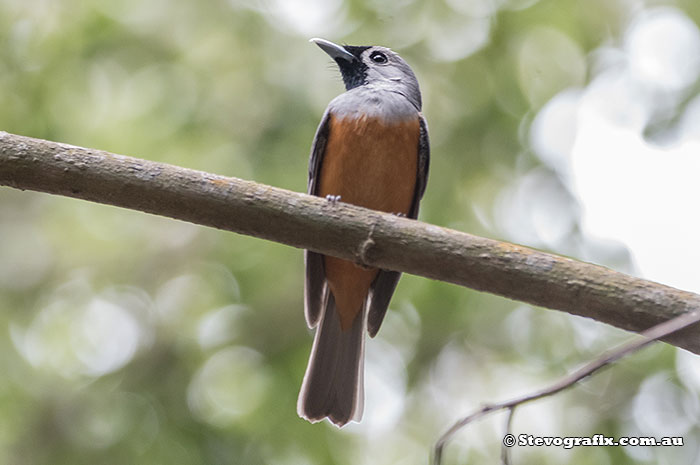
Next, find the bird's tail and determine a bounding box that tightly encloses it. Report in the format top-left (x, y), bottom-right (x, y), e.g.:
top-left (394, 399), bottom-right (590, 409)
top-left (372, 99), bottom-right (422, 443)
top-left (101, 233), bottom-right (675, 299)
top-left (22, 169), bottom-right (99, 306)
top-left (297, 292), bottom-right (365, 427)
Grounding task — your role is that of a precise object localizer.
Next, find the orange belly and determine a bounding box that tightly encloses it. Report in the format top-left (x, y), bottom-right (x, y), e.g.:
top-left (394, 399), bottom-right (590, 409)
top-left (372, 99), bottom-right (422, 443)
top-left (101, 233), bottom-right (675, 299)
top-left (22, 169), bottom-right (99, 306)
top-left (318, 113), bottom-right (420, 329)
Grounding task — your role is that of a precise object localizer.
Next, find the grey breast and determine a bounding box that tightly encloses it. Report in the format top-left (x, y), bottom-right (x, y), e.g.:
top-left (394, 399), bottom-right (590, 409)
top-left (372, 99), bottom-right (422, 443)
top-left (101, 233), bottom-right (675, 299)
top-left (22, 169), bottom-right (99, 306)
top-left (328, 85), bottom-right (420, 124)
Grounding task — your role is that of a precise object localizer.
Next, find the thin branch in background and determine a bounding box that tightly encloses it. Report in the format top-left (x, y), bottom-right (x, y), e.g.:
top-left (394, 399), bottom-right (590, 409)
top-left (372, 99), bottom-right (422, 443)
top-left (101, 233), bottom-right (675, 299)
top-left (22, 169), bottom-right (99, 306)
top-left (432, 310), bottom-right (700, 465)
top-left (501, 407), bottom-right (516, 465)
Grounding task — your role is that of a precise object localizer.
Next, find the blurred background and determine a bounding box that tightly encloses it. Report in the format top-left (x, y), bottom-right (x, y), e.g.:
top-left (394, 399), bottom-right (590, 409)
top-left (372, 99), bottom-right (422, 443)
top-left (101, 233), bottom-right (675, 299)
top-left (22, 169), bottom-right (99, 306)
top-left (1, 0), bottom-right (700, 463)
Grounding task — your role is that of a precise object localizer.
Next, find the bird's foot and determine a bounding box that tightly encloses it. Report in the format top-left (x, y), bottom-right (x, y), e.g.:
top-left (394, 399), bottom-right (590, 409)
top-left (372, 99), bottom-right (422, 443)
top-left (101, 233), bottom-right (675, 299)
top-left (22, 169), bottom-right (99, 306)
top-left (325, 194), bottom-right (341, 204)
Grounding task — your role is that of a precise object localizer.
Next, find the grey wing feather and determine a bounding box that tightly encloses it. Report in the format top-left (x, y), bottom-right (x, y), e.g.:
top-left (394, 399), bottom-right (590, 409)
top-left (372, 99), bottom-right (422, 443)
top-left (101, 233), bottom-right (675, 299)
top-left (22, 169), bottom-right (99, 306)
top-left (367, 270), bottom-right (401, 337)
top-left (307, 109), bottom-right (331, 195)
top-left (304, 110), bottom-right (332, 328)
top-left (367, 115), bottom-right (430, 337)
top-left (413, 115), bottom-right (430, 211)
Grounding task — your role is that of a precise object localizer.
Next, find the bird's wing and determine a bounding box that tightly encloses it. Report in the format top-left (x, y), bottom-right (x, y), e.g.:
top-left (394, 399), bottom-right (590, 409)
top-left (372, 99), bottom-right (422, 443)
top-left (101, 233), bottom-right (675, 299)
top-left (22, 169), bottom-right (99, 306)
top-left (304, 110), bottom-right (332, 328)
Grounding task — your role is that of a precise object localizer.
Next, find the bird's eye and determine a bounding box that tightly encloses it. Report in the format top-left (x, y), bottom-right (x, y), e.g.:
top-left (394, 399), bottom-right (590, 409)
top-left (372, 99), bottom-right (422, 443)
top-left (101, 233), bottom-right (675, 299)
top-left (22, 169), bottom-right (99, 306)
top-left (370, 51), bottom-right (388, 64)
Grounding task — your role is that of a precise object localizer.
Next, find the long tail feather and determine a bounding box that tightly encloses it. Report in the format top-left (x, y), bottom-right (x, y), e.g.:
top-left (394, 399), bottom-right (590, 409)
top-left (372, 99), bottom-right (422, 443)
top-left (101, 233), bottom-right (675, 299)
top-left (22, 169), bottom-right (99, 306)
top-left (297, 293), bottom-right (365, 427)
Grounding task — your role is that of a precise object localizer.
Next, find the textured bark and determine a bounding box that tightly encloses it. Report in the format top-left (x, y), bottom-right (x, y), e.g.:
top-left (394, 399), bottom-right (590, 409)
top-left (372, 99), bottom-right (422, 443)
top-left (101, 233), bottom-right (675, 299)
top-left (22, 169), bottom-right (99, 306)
top-left (1, 131), bottom-right (699, 352)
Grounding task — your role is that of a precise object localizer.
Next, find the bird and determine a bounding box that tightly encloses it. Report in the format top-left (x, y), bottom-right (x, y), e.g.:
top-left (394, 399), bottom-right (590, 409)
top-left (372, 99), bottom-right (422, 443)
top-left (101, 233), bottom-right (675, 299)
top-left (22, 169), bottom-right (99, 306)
top-left (297, 38), bottom-right (430, 427)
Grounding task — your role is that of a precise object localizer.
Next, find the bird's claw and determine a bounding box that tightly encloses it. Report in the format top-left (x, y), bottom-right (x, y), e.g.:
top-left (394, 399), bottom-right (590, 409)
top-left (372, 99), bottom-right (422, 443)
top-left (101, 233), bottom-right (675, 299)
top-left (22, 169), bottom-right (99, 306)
top-left (325, 194), bottom-right (341, 204)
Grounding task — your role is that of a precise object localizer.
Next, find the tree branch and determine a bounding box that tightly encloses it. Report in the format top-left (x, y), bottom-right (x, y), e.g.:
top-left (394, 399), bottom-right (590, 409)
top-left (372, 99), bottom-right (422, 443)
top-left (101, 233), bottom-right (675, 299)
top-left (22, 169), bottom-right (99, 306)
top-left (432, 309), bottom-right (700, 465)
top-left (2, 131), bottom-right (700, 352)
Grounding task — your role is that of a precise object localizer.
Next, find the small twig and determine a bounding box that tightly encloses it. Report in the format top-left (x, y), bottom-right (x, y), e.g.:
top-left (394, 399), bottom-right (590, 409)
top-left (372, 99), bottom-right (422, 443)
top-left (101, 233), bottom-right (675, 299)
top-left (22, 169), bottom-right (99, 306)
top-left (357, 221), bottom-right (377, 269)
top-left (501, 407), bottom-right (516, 465)
top-left (432, 310), bottom-right (700, 465)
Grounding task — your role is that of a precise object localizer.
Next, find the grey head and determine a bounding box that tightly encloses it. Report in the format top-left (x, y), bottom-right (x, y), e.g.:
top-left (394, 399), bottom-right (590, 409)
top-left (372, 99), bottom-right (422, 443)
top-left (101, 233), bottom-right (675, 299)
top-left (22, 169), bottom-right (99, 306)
top-left (310, 38), bottom-right (422, 111)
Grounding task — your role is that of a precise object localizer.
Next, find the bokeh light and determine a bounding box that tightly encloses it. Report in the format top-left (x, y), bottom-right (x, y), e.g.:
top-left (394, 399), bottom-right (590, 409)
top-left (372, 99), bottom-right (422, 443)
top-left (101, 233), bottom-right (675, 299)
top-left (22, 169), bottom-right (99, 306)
top-left (530, 6), bottom-right (700, 293)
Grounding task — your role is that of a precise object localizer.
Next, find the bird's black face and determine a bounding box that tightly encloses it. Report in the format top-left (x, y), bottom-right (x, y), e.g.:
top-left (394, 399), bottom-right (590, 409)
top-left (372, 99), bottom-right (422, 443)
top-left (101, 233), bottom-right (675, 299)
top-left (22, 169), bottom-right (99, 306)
top-left (336, 45), bottom-right (370, 90)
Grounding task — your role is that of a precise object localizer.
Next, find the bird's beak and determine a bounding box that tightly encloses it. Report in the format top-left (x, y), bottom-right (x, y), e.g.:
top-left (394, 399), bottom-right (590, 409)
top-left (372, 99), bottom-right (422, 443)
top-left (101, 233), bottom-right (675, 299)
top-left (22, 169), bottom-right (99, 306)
top-left (310, 38), bottom-right (356, 62)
